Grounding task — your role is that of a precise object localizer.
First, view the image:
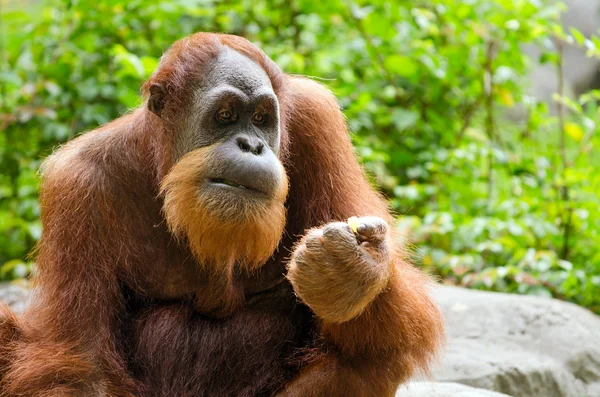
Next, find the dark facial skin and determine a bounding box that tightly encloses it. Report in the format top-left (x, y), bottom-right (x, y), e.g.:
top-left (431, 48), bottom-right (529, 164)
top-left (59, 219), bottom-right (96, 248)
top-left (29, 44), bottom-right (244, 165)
top-left (168, 49), bottom-right (284, 201)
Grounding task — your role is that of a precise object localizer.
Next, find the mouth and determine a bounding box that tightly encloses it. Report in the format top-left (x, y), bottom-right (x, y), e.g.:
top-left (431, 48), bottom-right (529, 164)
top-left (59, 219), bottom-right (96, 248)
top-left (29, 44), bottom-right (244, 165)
top-left (209, 178), bottom-right (247, 189)
top-left (207, 178), bottom-right (266, 196)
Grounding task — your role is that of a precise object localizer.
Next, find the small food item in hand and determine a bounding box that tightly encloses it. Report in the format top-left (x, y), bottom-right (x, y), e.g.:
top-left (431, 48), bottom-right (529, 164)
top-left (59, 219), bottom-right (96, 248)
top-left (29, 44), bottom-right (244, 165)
top-left (347, 216), bottom-right (360, 234)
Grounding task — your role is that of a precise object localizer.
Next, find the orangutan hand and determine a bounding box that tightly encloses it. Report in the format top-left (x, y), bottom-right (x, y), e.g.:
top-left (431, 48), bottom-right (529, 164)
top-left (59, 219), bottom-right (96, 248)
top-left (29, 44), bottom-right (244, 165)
top-left (287, 217), bottom-right (392, 323)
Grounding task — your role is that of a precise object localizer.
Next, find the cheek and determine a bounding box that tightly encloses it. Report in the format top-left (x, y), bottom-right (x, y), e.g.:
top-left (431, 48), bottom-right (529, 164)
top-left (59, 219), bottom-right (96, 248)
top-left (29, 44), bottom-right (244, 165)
top-left (161, 145), bottom-right (214, 197)
top-left (172, 134), bottom-right (195, 163)
top-left (171, 120), bottom-right (216, 163)
top-left (159, 146), bottom-right (214, 236)
top-left (270, 130), bottom-right (281, 155)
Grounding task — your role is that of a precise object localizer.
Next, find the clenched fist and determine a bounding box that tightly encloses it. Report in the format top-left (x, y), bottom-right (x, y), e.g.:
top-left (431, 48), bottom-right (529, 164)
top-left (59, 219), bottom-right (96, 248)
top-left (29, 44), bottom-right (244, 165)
top-left (287, 216), bottom-right (392, 323)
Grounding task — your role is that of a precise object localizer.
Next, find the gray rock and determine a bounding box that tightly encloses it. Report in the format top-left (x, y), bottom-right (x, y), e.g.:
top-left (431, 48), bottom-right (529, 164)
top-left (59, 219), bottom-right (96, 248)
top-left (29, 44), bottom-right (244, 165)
top-left (527, 0), bottom-right (600, 103)
top-left (397, 382), bottom-right (512, 397)
top-left (434, 286), bottom-right (600, 397)
top-left (0, 281), bottom-right (30, 314)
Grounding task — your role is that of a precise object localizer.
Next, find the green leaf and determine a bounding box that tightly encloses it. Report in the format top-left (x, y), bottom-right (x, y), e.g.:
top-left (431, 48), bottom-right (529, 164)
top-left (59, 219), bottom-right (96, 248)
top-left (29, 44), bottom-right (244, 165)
top-left (565, 122), bottom-right (584, 142)
top-left (539, 52), bottom-right (559, 65)
top-left (141, 56), bottom-right (159, 78)
top-left (391, 109), bottom-right (418, 131)
top-left (384, 54), bottom-right (418, 78)
top-left (569, 27), bottom-right (585, 46)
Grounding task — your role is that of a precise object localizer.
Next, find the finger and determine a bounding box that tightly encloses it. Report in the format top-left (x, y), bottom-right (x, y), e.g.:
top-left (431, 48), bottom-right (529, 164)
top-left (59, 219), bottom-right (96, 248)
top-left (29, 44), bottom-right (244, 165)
top-left (304, 229), bottom-right (324, 250)
top-left (322, 222), bottom-right (355, 241)
top-left (354, 217), bottom-right (388, 242)
top-left (321, 222), bottom-right (359, 253)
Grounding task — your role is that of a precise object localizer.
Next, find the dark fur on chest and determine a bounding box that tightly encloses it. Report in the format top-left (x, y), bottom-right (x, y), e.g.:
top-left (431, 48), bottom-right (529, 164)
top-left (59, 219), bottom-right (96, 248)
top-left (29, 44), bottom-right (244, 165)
top-left (124, 284), bottom-right (315, 397)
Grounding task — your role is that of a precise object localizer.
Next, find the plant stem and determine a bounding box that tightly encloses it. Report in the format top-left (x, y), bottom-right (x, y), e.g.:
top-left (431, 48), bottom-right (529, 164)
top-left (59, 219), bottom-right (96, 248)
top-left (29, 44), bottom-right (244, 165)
top-left (556, 39), bottom-right (571, 260)
top-left (484, 40), bottom-right (495, 211)
top-left (456, 99), bottom-right (482, 145)
top-left (557, 41), bottom-right (567, 172)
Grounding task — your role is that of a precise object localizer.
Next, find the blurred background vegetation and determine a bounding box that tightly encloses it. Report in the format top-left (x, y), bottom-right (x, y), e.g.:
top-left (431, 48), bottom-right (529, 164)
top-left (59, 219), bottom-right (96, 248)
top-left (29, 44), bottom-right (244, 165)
top-left (1, 0), bottom-right (599, 313)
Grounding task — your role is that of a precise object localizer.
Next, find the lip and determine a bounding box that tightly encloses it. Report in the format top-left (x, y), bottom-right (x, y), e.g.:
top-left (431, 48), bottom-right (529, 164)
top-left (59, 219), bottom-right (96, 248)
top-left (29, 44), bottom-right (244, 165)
top-left (207, 178), bottom-right (267, 196)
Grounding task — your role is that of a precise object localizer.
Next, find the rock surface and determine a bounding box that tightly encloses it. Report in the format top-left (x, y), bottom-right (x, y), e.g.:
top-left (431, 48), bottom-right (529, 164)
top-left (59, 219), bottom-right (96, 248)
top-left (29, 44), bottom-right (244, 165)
top-left (397, 382), bottom-right (511, 397)
top-left (434, 286), bottom-right (600, 397)
top-left (528, 0), bottom-right (600, 103)
top-left (0, 281), bottom-right (30, 314)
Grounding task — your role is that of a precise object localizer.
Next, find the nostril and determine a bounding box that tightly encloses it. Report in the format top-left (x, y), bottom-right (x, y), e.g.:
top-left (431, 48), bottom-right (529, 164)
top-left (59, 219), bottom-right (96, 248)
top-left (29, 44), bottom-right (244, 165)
top-left (236, 136), bottom-right (265, 156)
top-left (240, 142), bottom-right (251, 152)
top-left (237, 137), bottom-right (251, 153)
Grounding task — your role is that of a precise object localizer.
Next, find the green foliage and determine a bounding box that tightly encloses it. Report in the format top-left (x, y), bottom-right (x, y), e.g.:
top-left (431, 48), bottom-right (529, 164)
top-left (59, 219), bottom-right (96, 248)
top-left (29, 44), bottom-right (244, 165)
top-left (1, 0), bottom-right (599, 312)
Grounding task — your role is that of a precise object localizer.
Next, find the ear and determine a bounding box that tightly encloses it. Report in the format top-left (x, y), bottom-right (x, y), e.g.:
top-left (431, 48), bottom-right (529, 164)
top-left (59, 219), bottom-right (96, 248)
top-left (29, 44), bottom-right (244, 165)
top-left (148, 83), bottom-right (166, 116)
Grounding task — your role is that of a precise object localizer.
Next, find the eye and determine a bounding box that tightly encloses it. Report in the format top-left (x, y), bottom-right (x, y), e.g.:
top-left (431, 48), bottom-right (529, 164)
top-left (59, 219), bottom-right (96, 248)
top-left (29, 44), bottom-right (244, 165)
top-left (252, 112), bottom-right (267, 125)
top-left (216, 108), bottom-right (236, 123)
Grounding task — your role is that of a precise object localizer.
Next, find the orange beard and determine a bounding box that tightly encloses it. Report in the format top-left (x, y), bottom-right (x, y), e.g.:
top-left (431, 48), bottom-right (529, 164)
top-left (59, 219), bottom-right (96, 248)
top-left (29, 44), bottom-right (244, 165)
top-left (160, 145), bottom-right (288, 277)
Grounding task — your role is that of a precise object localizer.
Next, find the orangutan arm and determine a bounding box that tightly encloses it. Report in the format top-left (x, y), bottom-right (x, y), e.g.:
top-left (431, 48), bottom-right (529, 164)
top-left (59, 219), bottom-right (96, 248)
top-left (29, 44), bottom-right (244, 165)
top-left (2, 144), bottom-right (138, 397)
top-left (280, 77), bottom-right (444, 396)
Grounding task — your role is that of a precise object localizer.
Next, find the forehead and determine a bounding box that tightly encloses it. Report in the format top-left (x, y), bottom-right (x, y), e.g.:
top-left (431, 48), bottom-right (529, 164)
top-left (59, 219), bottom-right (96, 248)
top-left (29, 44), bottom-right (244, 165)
top-left (202, 48), bottom-right (272, 95)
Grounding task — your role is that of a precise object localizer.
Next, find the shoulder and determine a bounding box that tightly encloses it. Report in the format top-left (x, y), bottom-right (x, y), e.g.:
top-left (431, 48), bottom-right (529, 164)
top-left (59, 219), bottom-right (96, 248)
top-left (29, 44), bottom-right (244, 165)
top-left (283, 76), bottom-right (348, 146)
top-left (285, 76), bottom-right (340, 110)
top-left (40, 113), bottom-right (139, 188)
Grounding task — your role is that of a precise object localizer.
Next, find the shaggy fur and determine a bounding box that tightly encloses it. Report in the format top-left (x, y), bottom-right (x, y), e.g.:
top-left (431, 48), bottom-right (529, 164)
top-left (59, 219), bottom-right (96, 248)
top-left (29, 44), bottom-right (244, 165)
top-left (0, 33), bottom-right (443, 397)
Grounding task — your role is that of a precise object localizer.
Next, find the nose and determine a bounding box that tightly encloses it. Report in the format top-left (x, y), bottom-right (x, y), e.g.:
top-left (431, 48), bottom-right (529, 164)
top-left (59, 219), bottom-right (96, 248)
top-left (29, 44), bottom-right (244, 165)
top-left (236, 135), bottom-right (264, 156)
